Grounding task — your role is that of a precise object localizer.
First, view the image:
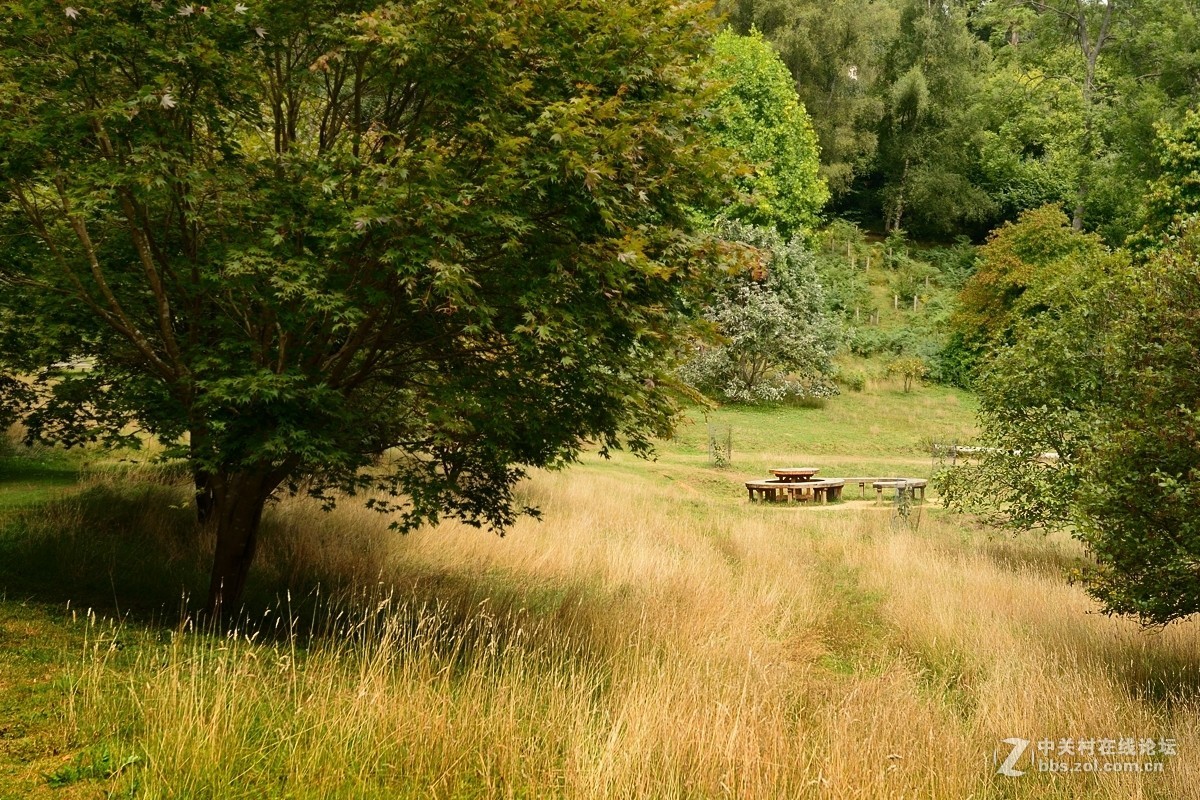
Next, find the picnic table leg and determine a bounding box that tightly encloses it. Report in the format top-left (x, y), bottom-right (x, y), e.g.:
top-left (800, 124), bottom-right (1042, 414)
top-left (875, 486), bottom-right (883, 505)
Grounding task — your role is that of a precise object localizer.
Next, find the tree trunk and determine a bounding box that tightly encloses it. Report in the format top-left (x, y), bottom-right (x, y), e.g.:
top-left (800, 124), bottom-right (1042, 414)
top-left (195, 470), bottom-right (216, 524)
top-left (190, 425), bottom-right (215, 524)
top-left (204, 468), bottom-right (280, 619)
top-left (1071, 0), bottom-right (1115, 232)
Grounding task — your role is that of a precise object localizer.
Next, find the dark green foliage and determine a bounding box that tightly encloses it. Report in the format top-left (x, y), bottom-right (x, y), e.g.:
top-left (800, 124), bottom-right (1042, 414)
top-left (717, 0), bottom-right (897, 199)
top-left (939, 216), bottom-right (1200, 624)
top-left (722, 0), bottom-right (1200, 243)
top-left (921, 238), bottom-right (977, 290)
top-left (1074, 229), bottom-right (1200, 624)
top-left (0, 374), bottom-right (29, 434)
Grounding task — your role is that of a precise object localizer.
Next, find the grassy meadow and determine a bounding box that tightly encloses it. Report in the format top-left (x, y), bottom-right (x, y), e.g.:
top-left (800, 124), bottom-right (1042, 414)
top-left (3, 377), bottom-right (1200, 799)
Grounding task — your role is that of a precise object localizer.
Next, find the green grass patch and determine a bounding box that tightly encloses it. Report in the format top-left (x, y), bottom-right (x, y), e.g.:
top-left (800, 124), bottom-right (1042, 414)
top-left (0, 455), bottom-right (79, 514)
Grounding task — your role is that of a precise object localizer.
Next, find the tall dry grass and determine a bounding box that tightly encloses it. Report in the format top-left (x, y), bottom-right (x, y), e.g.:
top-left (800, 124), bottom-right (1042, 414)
top-left (66, 464), bottom-right (1200, 799)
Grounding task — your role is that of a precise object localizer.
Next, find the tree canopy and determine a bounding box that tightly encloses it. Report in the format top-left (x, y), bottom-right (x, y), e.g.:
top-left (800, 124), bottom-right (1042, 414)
top-left (939, 162), bottom-right (1200, 624)
top-left (705, 28), bottom-right (828, 237)
top-left (719, 0), bottom-right (1200, 241)
top-left (0, 0), bottom-right (737, 614)
top-left (1075, 227), bottom-right (1200, 623)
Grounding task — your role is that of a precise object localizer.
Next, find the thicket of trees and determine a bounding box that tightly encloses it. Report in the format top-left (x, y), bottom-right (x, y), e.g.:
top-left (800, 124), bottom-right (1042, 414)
top-left (719, 0), bottom-right (1200, 242)
top-left (941, 110), bottom-right (1200, 625)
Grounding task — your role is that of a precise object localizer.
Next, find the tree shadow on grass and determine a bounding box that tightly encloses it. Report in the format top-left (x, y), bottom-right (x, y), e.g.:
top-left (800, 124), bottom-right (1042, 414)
top-left (975, 535), bottom-right (1200, 706)
top-left (0, 480), bottom-right (209, 618)
top-left (0, 476), bottom-right (618, 672)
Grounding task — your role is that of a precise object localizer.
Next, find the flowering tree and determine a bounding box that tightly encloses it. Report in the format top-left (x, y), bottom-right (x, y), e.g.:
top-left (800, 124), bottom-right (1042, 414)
top-left (679, 224), bottom-right (839, 403)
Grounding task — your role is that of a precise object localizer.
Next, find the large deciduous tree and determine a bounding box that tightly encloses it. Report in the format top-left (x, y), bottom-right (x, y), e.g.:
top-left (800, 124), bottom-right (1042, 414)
top-left (951, 205), bottom-right (1103, 358)
top-left (939, 127), bottom-right (1200, 623)
top-left (1076, 226), bottom-right (1200, 623)
top-left (717, 0), bottom-right (898, 199)
top-left (0, 0), bottom-right (737, 615)
top-left (875, 0), bottom-right (992, 236)
top-left (938, 220), bottom-right (1123, 533)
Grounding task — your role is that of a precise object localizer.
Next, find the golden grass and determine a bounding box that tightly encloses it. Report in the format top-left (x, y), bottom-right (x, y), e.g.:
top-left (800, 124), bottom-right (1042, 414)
top-left (57, 460), bottom-right (1200, 799)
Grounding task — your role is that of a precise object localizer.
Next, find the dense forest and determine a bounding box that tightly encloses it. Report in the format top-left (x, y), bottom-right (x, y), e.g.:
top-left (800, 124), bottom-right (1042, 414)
top-left (719, 0), bottom-right (1200, 243)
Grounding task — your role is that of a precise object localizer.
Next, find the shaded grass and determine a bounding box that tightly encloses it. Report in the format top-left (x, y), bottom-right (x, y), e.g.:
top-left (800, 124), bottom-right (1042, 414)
top-left (0, 603), bottom-right (94, 800)
top-left (0, 456), bottom-right (78, 514)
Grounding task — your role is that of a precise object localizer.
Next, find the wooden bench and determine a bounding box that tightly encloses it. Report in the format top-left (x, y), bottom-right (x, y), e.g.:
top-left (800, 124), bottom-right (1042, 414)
top-left (872, 479), bottom-right (927, 504)
top-left (746, 478), bottom-right (845, 504)
top-left (840, 477), bottom-right (928, 501)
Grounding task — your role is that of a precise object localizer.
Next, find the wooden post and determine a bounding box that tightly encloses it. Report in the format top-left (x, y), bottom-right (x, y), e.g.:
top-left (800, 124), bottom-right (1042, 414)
top-left (913, 295), bottom-right (919, 312)
top-left (865, 254), bottom-right (871, 272)
top-left (894, 294), bottom-right (899, 310)
top-left (855, 306), bottom-right (860, 323)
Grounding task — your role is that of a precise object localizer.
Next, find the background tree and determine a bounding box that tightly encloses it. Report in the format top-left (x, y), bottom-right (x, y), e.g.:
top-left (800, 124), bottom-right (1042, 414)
top-left (678, 223), bottom-right (839, 404)
top-left (971, 62), bottom-right (1083, 224)
top-left (938, 237), bottom-right (1124, 532)
top-left (0, 0), bottom-right (736, 615)
top-left (951, 205), bottom-right (1103, 361)
top-left (874, 0), bottom-right (993, 237)
top-left (977, 0), bottom-right (1200, 241)
top-left (705, 28), bottom-right (829, 237)
top-left (720, 0), bottom-right (1200, 242)
top-left (717, 0), bottom-right (898, 198)
top-left (1131, 108), bottom-right (1200, 250)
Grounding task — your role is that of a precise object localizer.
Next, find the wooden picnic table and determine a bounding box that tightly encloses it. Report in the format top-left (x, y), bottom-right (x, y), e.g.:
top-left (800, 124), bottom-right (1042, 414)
top-left (769, 467), bottom-right (820, 482)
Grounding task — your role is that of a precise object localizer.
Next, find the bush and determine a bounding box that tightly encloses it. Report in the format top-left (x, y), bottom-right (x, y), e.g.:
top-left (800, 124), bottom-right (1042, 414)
top-left (887, 357), bottom-right (928, 393)
top-left (837, 369), bottom-right (867, 392)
